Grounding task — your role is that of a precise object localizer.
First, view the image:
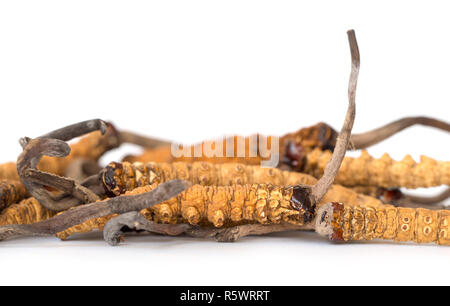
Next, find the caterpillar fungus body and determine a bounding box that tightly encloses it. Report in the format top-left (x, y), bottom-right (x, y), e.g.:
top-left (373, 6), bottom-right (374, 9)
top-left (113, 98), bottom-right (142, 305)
top-left (56, 161), bottom-right (387, 240)
top-left (124, 142), bottom-right (449, 189)
top-left (305, 149), bottom-right (450, 188)
top-left (0, 197), bottom-right (55, 226)
top-left (316, 203), bottom-right (450, 246)
top-left (124, 122), bottom-right (337, 168)
top-left (0, 180), bottom-right (28, 211)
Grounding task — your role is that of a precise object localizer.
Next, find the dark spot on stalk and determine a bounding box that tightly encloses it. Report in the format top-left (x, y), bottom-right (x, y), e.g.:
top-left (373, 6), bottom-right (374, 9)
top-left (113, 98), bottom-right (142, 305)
top-left (290, 185), bottom-right (315, 223)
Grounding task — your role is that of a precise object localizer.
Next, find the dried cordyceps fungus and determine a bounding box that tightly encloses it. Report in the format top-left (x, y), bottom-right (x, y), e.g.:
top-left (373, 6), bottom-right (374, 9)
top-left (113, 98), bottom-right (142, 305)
top-left (59, 29), bottom-right (360, 244)
top-left (125, 118), bottom-right (449, 172)
top-left (316, 203), bottom-right (450, 245)
top-left (0, 29), bottom-right (448, 247)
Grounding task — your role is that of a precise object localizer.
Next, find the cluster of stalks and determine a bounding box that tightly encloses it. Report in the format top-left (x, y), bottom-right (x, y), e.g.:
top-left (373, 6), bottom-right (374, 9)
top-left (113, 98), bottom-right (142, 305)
top-left (0, 29), bottom-right (449, 247)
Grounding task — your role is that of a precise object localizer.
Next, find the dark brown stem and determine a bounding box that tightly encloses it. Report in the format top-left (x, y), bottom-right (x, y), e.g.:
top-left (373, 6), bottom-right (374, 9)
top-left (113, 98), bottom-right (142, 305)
top-left (19, 119), bottom-right (108, 149)
top-left (0, 179), bottom-right (189, 241)
top-left (64, 158), bottom-right (102, 182)
top-left (39, 119), bottom-right (108, 141)
top-left (310, 29), bottom-right (359, 204)
top-left (17, 138), bottom-right (99, 211)
top-left (351, 117), bottom-right (450, 149)
top-left (16, 119), bottom-right (112, 211)
top-left (118, 131), bottom-right (170, 148)
top-left (104, 211), bottom-right (309, 245)
top-left (104, 211), bottom-right (191, 245)
top-left (186, 223), bottom-right (310, 242)
top-left (24, 168), bottom-right (99, 203)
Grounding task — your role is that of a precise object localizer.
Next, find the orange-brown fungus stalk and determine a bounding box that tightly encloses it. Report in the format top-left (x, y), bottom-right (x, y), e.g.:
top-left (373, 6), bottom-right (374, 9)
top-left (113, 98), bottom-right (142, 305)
top-left (0, 180), bottom-right (28, 211)
top-left (304, 149), bottom-right (450, 188)
top-left (57, 164), bottom-right (387, 240)
top-left (0, 162), bottom-right (20, 181)
top-left (316, 202), bottom-right (450, 246)
top-left (124, 122), bottom-right (337, 169)
top-left (0, 197), bottom-right (55, 226)
top-left (101, 161), bottom-right (317, 196)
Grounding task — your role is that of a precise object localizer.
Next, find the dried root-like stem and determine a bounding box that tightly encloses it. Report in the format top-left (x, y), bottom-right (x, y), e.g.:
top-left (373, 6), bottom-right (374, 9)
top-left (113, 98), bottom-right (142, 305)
top-left (57, 179), bottom-right (387, 240)
top-left (310, 29), bottom-right (359, 204)
top-left (17, 138), bottom-right (100, 211)
top-left (104, 211), bottom-right (308, 245)
top-left (104, 211), bottom-right (191, 246)
top-left (0, 180), bottom-right (189, 241)
top-left (186, 223), bottom-right (309, 242)
top-left (117, 131), bottom-right (170, 149)
top-left (351, 116), bottom-right (450, 149)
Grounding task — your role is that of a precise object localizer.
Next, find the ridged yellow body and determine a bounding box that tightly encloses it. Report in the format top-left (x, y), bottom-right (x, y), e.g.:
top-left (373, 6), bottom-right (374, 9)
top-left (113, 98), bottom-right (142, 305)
top-left (330, 203), bottom-right (450, 245)
top-left (305, 149), bottom-right (450, 188)
top-left (58, 178), bottom-right (386, 240)
top-left (0, 197), bottom-right (55, 226)
top-left (0, 180), bottom-right (28, 211)
top-left (103, 161), bottom-right (317, 196)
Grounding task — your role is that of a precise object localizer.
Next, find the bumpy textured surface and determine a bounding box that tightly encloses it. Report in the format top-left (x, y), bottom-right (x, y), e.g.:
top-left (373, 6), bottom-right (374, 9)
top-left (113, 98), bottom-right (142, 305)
top-left (124, 123), bottom-right (337, 169)
top-left (328, 203), bottom-right (450, 245)
top-left (57, 183), bottom-right (308, 239)
top-left (101, 161), bottom-right (386, 208)
top-left (57, 180), bottom-right (386, 239)
top-left (304, 148), bottom-right (450, 188)
top-left (101, 161), bottom-right (317, 196)
top-left (0, 180), bottom-right (28, 211)
top-left (0, 197), bottom-right (55, 226)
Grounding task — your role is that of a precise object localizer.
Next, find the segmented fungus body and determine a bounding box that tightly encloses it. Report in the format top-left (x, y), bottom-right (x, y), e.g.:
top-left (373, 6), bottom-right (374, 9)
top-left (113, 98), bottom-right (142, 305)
top-left (124, 122), bottom-right (337, 169)
top-left (316, 202), bottom-right (450, 246)
top-left (101, 161), bottom-right (317, 196)
top-left (125, 144), bottom-right (450, 190)
top-left (0, 180), bottom-right (28, 211)
top-left (305, 149), bottom-right (450, 188)
top-left (58, 169), bottom-right (386, 239)
top-left (0, 197), bottom-right (55, 226)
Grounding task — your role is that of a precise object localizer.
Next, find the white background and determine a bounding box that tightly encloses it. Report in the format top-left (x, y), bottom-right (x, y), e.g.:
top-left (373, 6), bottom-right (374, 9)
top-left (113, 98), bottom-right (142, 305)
top-left (0, 0), bottom-right (449, 285)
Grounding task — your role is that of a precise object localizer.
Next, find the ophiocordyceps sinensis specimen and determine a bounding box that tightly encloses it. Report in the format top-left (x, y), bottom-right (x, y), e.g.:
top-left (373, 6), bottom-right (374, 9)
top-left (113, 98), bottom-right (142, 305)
top-left (0, 197), bottom-right (55, 226)
top-left (0, 180), bottom-right (190, 242)
top-left (0, 120), bottom-right (116, 211)
top-left (316, 203), bottom-right (450, 246)
top-left (124, 116), bottom-right (449, 170)
top-left (1, 29), bottom-right (358, 245)
top-left (0, 119), bottom-right (170, 212)
top-left (59, 26), bottom-right (361, 241)
top-left (0, 180), bottom-right (28, 211)
top-left (56, 181), bottom-right (390, 240)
